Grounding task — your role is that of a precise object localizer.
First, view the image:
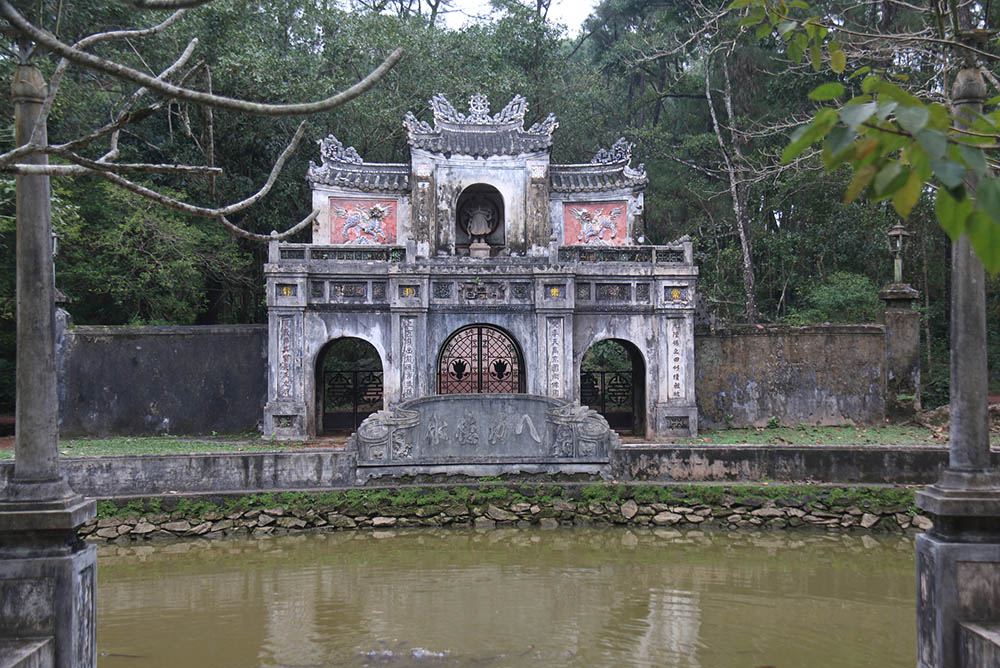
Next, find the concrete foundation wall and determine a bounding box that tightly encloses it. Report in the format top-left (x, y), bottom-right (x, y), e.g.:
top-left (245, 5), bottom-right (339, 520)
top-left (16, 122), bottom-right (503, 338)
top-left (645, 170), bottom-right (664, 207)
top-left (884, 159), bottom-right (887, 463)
top-left (57, 325), bottom-right (267, 437)
top-left (611, 445), bottom-right (983, 485)
top-left (695, 325), bottom-right (887, 429)
top-left (0, 445), bottom-right (968, 498)
top-left (0, 450), bottom-right (356, 497)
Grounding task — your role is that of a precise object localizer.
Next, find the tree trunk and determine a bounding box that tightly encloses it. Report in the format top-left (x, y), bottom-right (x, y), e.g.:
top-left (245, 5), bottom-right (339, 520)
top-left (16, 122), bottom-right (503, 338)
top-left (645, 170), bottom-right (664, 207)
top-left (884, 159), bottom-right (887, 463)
top-left (704, 49), bottom-right (759, 323)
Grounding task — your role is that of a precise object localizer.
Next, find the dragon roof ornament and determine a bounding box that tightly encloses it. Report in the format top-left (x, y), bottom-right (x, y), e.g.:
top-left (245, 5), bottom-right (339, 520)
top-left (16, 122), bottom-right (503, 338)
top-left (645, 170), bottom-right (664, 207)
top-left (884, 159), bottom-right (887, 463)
top-left (591, 137), bottom-right (634, 165)
top-left (315, 134), bottom-right (363, 165)
top-left (307, 134), bottom-right (409, 192)
top-left (403, 93), bottom-right (558, 157)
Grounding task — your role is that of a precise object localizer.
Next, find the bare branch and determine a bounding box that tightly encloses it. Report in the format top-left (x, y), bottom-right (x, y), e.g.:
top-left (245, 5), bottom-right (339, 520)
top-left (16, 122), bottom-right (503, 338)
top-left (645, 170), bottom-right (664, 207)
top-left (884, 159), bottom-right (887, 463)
top-left (122, 0), bottom-right (213, 8)
top-left (1, 162), bottom-right (222, 176)
top-left (1, 1), bottom-right (405, 117)
top-left (217, 121), bottom-right (308, 215)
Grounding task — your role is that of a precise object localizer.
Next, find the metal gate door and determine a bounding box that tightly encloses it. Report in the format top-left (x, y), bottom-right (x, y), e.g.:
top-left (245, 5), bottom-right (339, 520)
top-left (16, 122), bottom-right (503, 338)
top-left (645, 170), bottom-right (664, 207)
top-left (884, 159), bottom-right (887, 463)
top-left (322, 369), bottom-right (383, 432)
top-left (581, 370), bottom-right (636, 431)
top-left (438, 325), bottom-right (523, 394)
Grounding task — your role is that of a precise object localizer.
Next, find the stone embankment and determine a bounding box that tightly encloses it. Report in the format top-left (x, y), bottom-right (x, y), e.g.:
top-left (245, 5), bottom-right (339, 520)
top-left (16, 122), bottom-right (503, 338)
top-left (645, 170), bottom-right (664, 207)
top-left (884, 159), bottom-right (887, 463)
top-left (81, 484), bottom-right (932, 542)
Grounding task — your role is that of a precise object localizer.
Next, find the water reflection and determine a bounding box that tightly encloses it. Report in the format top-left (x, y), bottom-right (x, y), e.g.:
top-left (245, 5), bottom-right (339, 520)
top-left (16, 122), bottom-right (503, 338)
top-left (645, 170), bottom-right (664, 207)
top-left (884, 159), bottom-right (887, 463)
top-left (97, 528), bottom-right (915, 668)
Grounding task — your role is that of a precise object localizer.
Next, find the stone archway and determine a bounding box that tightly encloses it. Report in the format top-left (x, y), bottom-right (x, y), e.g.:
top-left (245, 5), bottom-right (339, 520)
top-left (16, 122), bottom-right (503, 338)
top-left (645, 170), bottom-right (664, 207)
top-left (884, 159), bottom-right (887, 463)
top-left (580, 339), bottom-right (646, 435)
top-left (315, 337), bottom-right (383, 433)
top-left (437, 324), bottom-right (524, 394)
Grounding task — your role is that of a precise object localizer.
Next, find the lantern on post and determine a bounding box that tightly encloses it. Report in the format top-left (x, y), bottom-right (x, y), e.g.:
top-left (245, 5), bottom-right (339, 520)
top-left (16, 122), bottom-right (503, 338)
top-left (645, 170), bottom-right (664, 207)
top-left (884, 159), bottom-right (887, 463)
top-left (887, 222), bottom-right (910, 283)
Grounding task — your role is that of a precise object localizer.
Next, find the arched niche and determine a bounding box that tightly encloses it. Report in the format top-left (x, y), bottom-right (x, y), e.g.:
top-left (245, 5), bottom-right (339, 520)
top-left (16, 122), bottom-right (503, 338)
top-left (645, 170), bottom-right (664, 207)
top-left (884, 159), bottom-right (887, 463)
top-left (438, 324), bottom-right (524, 394)
top-left (315, 337), bottom-right (383, 433)
top-left (580, 339), bottom-right (646, 435)
top-left (455, 183), bottom-right (505, 256)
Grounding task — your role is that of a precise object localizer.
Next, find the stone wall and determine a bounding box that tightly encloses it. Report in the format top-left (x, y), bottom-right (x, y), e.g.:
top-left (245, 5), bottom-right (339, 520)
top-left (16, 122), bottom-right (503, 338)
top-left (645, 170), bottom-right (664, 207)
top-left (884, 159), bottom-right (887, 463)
top-left (57, 325), bottom-right (267, 436)
top-left (55, 322), bottom-right (893, 437)
top-left (79, 484), bottom-right (932, 542)
top-left (695, 324), bottom-right (887, 428)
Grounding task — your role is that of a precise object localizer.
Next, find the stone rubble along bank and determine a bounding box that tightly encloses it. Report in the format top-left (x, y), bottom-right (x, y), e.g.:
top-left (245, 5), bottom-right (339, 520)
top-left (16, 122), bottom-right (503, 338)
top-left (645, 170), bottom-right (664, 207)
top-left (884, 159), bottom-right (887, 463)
top-left (81, 486), bottom-right (932, 542)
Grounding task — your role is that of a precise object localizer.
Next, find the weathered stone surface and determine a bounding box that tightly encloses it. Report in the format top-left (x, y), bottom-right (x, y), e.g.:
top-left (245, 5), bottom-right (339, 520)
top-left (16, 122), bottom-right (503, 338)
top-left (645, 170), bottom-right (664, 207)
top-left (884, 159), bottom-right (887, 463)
top-left (163, 521), bottom-right (191, 533)
top-left (860, 513), bottom-right (880, 529)
top-left (371, 517), bottom-right (397, 527)
top-left (276, 517), bottom-right (307, 529)
top-left (539, 518), bottom-right (559, 529)
top-left (751, 508), bottom-right (785, 518)
top-left (189, 521), bottom-right (212, 535)
top-left (652, 511), bottom-right (682, 525)
top-left (131, 521), bottom-right (156, 535)
top-left (913, 515), bottom-right (933, 530)
top-left (487, 506), bottom-right (517, 521)
top-left (473, 518), bottom-right (496, 529)
top-left (96, 527), bottom-right (118, 539)
top-left (621, 500), bottom-right (638, 519)
top-left (257, 514), bottom-right (275, 527)
top-left (210, 520), bottom-right (233, 532)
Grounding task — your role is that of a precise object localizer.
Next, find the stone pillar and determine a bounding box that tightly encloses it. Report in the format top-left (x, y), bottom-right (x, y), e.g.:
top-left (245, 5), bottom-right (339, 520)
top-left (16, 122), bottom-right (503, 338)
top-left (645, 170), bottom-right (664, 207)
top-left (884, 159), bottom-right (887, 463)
top-left (0, 64), bottom-right (97, 668)
top-left (915, 67), bottom-right (1000, 668)
top-left (879, 283), bottom-right (921, 420)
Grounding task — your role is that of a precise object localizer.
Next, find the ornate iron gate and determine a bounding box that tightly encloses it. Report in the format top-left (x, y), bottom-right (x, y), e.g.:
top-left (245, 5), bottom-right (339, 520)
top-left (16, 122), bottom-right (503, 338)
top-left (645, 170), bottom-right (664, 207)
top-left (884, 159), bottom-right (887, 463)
top-left (581, 370), bottom-right (636, 431)
top-left (322, 369), bottom-right (383, 432)
top-left (438, 325), bottom-right (523, 394)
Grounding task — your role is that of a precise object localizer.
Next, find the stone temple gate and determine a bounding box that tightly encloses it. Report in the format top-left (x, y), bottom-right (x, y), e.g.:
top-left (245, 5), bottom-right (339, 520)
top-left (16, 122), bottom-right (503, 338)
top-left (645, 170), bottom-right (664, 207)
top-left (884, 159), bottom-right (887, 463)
top-left (263, 94), bottom-right (698, 447)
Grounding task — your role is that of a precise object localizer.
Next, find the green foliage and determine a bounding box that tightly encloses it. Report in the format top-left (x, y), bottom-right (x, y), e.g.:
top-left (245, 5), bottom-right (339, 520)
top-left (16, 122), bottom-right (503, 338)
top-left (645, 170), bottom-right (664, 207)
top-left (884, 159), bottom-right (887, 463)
top-left (784, 271), bottom-right (882, 324)
top-left (733, 0), bottom-right (1000, 273)
top-left (55, 181), bottom-right (252, 325)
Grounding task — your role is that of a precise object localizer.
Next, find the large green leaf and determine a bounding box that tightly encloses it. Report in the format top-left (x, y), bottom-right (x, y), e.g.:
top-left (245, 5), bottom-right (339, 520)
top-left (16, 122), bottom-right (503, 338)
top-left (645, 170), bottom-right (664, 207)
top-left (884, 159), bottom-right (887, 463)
top-left (958, 143), bottom-right (989, 176)
top-left (965, 211), bottom-right (1000, 275)
top-left (891, 169), bottom-right (922, 219)
top-left (809, 82), bottom-right (844, 100)
top-left (930, 159), bottom-right (966, 189)
top-left (839, 101), bottom-right (877, 132)
top-left (874, 162), bottom-right (905, 196)
top-left (935, 189), bottom-right (971, 241)
top-left (976, 177), bottom-right (1000, 224)
top-left (844, 165), bottom-right (877, 203)
top-left (916, 129), bottom-right (946, 160)
top-left (894, 105), bottom-right (929, 135)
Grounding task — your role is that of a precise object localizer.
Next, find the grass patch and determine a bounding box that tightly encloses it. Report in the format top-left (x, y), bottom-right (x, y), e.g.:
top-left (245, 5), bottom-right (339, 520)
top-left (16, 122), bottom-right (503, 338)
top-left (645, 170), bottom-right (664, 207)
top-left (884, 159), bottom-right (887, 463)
top-left (1, 423), bottom-right (995, 460)
top-left (672, 423), bottom-right (986, 446)
top-left (0, 435), bottom-right (334, 460)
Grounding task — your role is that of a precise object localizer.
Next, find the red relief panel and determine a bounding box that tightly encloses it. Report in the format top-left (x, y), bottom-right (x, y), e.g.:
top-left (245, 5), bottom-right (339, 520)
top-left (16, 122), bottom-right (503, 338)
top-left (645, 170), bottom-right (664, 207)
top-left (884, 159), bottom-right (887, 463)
top-left (329, 197), bottom-right (398, 245)
top-left (563, 202), bottom-right (628, 246)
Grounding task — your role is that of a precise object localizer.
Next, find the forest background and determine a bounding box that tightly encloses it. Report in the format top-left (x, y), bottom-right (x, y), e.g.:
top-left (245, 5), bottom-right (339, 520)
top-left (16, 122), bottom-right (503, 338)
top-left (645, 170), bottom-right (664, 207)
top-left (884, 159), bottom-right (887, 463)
top-left (0, 0), bottom-right (997, 414)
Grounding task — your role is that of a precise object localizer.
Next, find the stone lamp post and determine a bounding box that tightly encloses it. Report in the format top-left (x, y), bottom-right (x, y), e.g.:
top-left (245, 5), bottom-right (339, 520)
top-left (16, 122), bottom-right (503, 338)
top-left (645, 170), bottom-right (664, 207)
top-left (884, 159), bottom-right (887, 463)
top-left (879, 221), bottom-right (920, 420)
top-left (887, 221), bottom-right (911, 284)
top-left (914, 67), bottom-right (1000, 668)
top-left (0, 63), bottom-right (97, 668)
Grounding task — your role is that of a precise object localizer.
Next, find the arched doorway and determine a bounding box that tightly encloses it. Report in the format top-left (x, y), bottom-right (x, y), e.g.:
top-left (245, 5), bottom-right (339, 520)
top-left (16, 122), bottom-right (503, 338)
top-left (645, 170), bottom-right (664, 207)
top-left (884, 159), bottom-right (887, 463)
top-left (580, 339), bottom-right (645, 434)
top-left (316, 338), bottom-right (383, 433)
top-left (438, 324), bottom-right (524, 394)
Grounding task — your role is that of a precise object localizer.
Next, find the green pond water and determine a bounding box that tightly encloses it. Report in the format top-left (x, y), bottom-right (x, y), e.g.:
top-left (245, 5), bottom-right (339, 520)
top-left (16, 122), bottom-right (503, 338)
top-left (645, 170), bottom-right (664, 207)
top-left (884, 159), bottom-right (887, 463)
top-left (96, 527), bottom-right (916, 667)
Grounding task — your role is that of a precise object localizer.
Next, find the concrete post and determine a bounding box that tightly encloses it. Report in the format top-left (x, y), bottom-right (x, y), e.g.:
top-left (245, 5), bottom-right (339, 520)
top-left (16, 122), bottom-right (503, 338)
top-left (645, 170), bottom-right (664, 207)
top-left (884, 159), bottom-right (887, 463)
top-left (0, 63), bottom-right (96, 668)
top-left (879, 284), bottom-right (921, 420)
top-left (914, 67), bottom-right (1000, 668)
